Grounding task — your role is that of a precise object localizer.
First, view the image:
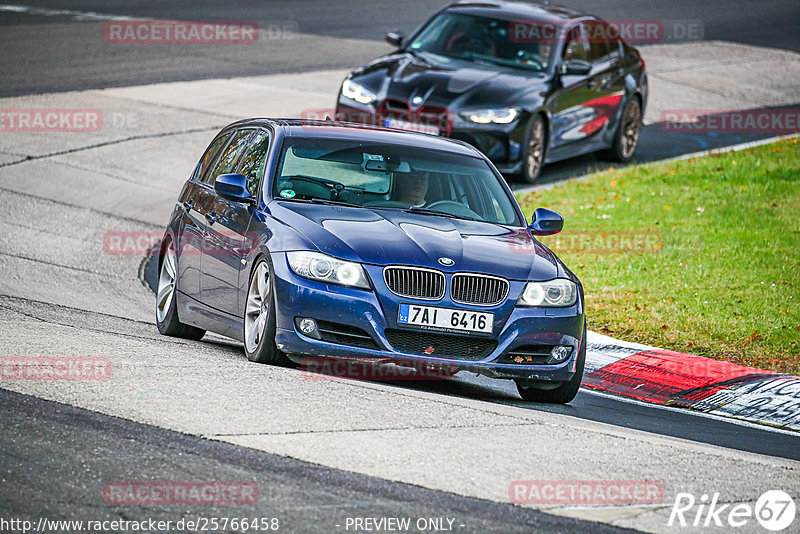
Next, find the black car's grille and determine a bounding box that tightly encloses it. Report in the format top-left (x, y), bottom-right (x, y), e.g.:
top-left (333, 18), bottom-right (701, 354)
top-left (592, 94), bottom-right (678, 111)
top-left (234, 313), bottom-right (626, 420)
top-left (385, 329), bottom-right (497, 361)
top-left (450, 274), bottom-right (509, 306)
top-left (315, 320), bottom-right (378, 350)
top-left (384, 267), bottom-right (445, 300)
top-left (498, 345), bottom-right (556, 365)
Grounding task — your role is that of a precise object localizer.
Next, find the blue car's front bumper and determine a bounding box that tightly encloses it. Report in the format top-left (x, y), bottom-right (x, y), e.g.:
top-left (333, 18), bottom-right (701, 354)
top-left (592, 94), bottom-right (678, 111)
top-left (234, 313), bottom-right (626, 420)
top-left (271, 253), bottom-right (585, 382)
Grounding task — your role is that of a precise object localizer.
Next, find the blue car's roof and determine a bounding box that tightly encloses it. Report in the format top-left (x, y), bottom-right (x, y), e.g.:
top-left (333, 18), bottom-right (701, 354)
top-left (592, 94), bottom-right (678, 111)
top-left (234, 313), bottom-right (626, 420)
top-left (226, 118), bottom-right (486, 158)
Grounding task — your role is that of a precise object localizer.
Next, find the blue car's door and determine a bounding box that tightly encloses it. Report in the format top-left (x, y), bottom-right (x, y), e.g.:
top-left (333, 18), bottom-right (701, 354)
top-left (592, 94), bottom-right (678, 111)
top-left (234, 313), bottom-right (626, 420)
top-left (201, 128), bottom-right (271, 317)
top-left (176, 132), bottom-right (231, 296)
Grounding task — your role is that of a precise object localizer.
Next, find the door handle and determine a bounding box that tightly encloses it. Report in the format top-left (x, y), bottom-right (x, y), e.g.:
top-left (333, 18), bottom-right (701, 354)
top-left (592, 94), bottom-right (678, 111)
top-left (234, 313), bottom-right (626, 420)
top-left (205, 212), bottom-right (218, 225)
top-left (182, 200), bottom-right (193, 212)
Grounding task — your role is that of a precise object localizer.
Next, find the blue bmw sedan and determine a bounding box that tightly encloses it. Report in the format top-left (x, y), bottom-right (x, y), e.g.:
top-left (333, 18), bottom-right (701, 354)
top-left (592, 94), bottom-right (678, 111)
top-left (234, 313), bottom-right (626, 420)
top-left (157, 119), bottom-right (586, 403)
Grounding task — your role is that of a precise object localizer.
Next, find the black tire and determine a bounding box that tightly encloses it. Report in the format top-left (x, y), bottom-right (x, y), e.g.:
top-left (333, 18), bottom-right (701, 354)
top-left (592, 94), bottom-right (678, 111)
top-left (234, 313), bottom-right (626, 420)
top-left (600, 97), bottom-right (642, 162)
top-left (515, 324), bottom-right (586, 404)
top-left (155, 238), bottom-right (205, 340)
top-left (243, 256), bottom-right (292, 366)
top-left (520, 114), bottom-right (547, 184)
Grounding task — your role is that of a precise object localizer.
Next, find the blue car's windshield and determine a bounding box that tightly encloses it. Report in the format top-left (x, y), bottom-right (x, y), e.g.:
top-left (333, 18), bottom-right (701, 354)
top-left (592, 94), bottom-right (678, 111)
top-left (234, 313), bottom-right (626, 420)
top-left (273, 136), bottom-right (522, 226)
top-left (406, 11), bottom-right (558, 72)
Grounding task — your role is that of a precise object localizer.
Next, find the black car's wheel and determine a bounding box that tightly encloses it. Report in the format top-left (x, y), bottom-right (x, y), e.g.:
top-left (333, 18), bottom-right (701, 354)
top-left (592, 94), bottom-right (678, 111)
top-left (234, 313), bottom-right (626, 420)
top-left (515, 324), bottom-right (586, 404)
top-left (155, 238), bottom-right (205, 340)
top-left (243, 257), bottom-right (291, 366)
top-left (601, 97), bottom-right (642, 162)
top-left (521, 114), bottom-right (546, 184)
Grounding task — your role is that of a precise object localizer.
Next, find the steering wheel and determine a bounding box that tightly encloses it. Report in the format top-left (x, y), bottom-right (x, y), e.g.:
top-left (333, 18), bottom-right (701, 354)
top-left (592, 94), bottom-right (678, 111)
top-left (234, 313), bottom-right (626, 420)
top-left (425, 200), bottom-right (481, 219)
top-left (447, 33), bottom-right (497, 57)
top-left (517, 51), bottom-right (545, 70)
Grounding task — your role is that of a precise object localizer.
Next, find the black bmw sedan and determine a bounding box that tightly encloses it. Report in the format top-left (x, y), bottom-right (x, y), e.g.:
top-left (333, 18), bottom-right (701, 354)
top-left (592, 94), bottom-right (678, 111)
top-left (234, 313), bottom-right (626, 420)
top-left (335, 0), bottom-right (647, 183)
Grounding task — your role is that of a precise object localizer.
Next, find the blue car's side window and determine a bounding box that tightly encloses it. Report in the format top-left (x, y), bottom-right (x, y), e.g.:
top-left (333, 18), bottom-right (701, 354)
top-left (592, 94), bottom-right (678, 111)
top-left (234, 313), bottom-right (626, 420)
top-left (201, 129), bottom-right (254, 186)
top-left (235, 129), bottom-right (271, 195)
top-left (192, 133), bottom-right (231, 182)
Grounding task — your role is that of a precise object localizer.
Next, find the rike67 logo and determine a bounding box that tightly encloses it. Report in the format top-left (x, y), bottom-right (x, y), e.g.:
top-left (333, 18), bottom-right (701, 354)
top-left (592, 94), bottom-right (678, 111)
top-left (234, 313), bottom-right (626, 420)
top-left (669, 490), bottom-right (795, 531)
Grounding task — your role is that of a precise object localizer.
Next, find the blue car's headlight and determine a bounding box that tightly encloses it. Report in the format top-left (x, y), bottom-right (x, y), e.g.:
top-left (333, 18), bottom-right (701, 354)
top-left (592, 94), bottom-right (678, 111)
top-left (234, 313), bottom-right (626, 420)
top-left (341, 79), bottom-right (377, 105)
top-left (518, 279), bottom-right (577, 307)
top-left (459, 107), bottom-right (520, 124)
top-left (287, 251), bottom-right (370, 289)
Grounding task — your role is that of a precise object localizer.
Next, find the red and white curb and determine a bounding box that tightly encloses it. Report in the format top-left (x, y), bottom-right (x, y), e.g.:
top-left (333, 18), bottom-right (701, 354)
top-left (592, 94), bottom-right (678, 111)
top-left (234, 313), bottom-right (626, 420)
top-left (584, 331), bottom-right (800, 431)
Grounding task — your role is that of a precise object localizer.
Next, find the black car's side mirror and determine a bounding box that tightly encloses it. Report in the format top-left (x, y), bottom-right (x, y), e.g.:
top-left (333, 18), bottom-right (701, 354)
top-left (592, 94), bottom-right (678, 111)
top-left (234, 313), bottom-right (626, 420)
top-left (385, 31), bottom-right (405, 48)
top-left (528, 208), bottom-right (564, 236)
top-left (559, 59), bottom-right (592, 76)
top-left (214, 174), bottom-right (253, 202)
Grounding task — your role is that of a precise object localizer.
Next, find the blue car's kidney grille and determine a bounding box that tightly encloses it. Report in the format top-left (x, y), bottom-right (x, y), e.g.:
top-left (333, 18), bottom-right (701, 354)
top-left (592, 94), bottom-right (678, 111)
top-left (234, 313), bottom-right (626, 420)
top-left (383, 267), bottom-right (445, 300)
top-left (450, 274), bottom-right (509, 306)
top-left (385, 329), bottom-right (496, 361)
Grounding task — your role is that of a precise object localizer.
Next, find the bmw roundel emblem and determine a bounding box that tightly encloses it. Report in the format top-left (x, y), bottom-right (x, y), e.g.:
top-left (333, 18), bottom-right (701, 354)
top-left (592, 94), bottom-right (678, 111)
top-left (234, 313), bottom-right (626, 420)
top-left (438, 257), bottom-right (454, 266)
top-left (411, 96), bottom-right (423, 106)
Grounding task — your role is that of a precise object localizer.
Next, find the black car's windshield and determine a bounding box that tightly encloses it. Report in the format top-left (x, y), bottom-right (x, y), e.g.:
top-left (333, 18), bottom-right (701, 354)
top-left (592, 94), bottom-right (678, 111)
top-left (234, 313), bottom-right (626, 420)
top-left (273, 136), bottom-right (522, 226)
top-left (406, 11), bottom-right (559, 72)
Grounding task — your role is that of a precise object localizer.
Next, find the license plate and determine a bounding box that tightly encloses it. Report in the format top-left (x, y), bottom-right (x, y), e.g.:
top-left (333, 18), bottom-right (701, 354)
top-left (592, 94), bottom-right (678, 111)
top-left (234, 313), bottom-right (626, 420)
top-left (398, 303), bottom-right (493, 334)
top-left (383, 118), bottom-right (440, 136)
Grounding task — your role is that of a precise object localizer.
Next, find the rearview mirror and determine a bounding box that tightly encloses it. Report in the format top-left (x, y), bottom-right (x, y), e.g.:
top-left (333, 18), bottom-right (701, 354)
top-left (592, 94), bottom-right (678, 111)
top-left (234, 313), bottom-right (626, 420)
top-left (528, 208), bottom-right (563, 236)
top-left (559, 59), bottom-right (592, 76)
top-left (214, 173), bottom-right (253, 202)
top-left (385, 31), bottom-right (405, 48)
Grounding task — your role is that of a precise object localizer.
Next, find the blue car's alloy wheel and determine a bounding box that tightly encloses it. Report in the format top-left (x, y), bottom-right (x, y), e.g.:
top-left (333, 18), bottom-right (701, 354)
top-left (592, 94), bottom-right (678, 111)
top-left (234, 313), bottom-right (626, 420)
top-left (243, 258), bottom-right (290, 365)
top-left (155, 242), bottom-right (176, 325)
top-left (155, 238), bottom-right (205, 340)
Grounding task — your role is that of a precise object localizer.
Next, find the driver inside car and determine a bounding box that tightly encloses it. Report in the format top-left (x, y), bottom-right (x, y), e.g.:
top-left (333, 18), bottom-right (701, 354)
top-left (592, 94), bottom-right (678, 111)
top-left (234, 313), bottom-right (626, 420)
top-left (394, 169), bottom-right (430, 207)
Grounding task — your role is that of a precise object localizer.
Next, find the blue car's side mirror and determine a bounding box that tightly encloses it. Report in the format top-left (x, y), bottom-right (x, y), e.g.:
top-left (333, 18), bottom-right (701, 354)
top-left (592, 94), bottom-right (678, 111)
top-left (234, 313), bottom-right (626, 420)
top-left (528, 207), bottom-right (563, 236)
top-left (385, 31), bottom-right (404, 48)
top-left (214, 174), bottom-right (253, 202)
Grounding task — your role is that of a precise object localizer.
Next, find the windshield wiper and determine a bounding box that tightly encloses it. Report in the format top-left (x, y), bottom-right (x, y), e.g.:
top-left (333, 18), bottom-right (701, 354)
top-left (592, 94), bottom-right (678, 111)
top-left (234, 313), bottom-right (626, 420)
top-left (279, 197), bottom-right (364, 208)
top-left (404, 207), bottom-right (477, 221)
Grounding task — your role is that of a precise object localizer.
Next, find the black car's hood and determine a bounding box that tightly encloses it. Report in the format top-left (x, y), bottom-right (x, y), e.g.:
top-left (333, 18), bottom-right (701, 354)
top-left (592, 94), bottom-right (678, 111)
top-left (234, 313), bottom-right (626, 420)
top-left (355, 52), bottom-right (548, 109)
top-left (271, 201), bottom-right (561, 281)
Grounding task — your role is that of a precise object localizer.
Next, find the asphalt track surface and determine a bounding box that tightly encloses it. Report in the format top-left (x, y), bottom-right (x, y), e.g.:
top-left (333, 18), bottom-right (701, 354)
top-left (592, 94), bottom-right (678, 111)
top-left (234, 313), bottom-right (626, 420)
top-left (1, 0), bottom-right (800, 96)
top-left (0, 388), bottom-right (637, 534)
top-left (1, 2), bottom-right (800, 532)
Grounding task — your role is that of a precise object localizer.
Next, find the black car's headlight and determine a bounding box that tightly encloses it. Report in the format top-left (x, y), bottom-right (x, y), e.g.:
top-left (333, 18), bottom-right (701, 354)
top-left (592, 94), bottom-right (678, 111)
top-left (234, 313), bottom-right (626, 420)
top-left (287, 251), bottom-right (370, 289)
top-left (459, 107), bottom-right (520, 124)
top-left (518, 279), bottom-right (577, 307)
top-left (340, 79), bottom-right (377, 105)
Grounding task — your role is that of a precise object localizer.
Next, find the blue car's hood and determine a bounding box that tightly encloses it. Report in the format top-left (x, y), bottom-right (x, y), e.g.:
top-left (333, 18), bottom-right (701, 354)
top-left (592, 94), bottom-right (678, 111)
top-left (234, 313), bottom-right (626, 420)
top-left (270, 202), bottom-right (560, 281)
